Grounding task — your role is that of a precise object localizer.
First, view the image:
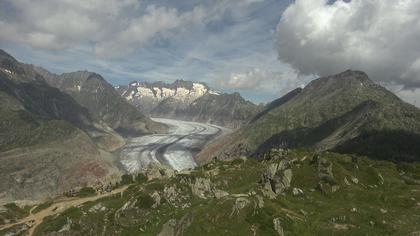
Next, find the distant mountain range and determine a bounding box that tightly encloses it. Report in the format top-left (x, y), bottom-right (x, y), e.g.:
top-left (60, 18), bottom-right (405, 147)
top-left (117, 80), bottom-right (261, 128)
top-left (0, 49), bottom-right (164, 204)
top-left (198, 70), bottom-right (420, 163)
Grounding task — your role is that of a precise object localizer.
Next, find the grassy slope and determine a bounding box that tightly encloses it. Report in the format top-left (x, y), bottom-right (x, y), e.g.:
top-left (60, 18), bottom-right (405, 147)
top-left (12, 150), bottom-right (419, 236)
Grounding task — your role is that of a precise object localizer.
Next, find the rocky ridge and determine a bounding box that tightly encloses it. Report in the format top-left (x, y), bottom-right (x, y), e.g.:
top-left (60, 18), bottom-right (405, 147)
top-left (198, 70), bottom-right (420, 163)
top-left (0, 49), bottom-right (160, 204)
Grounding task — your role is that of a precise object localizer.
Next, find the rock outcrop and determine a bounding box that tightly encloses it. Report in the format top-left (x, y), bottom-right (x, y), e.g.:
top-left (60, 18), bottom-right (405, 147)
top-left (158, 213), bottom-right (193, 236)
top-left (273, 218), bottom-right (285, 236)
top-left (261, 159), bottom-right (293, 198)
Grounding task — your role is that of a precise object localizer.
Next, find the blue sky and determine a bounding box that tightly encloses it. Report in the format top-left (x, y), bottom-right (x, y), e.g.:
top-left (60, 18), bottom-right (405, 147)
top-left (1, 0), bottom-right (419, 105)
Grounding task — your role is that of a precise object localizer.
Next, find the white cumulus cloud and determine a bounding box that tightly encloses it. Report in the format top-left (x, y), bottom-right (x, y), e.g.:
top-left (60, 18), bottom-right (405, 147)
top-left (275, 0), bottom-right (420, 89)
top-left (218, 67), bottom-right (312, 96)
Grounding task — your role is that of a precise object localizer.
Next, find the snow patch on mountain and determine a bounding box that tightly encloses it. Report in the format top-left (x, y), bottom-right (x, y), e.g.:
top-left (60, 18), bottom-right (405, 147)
top-left (1, 68), bottom-right (12, 74)
top-left (118, 80), bottom-right (218, 105)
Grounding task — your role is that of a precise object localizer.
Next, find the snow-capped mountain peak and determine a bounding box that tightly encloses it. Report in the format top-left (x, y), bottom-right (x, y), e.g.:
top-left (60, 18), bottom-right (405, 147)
top-left (119, 80), bottom-right (218, 103)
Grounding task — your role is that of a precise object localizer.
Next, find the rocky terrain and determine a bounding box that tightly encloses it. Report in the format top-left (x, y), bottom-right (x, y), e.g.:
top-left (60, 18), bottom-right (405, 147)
top-left (117, 80), bottom-right (261, 129)
top-left (1, 149), bottom-right (419, 235)
top-left (0, 49), bottom-right (164, 205)
top-left (198, 70), bottom-right (420, 163)
top-left (35, 69), bottom-right (166, 136)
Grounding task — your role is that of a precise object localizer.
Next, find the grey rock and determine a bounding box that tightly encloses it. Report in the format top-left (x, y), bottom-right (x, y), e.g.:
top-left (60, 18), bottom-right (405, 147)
top-left (351, 177), bottom-right (359, 184)
top-left (317, 158), bottom-right (335, 184)
top-left (58, 217), bottom-right (72, 233)
top-left (158, 213), bottom-right (193, 236)
top-left (273, 218), bottom-right (285, 236)
top-left (190, 178), bottom-right (213, 199)
top-left (145, 163), bottom-right (176, 180)
top-left (230, 197), bottom-right (250, 217)
top-left (261, 160), bottom-right (293, 197)
top-left (344, 177), bottom-right (351, 185)
top-left (151, 191), bottom-right (161, 208)
top-left (292, 187), bottom-right (304, 196)
top-left (163, 185), bottom-right (178, 205)
top-left (256, 195), bottom-right (265, 208)
top-left (213, 189), bottom-right (229, 199)
top-left (88, 203), bottom-right (107, 213)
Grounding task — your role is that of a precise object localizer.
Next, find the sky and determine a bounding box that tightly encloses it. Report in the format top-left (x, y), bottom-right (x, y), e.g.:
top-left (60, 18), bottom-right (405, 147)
top-left (0, 0), bottom-right (419, 105)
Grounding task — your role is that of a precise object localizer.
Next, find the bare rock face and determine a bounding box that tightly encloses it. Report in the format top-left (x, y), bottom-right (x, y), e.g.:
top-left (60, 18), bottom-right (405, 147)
top-left (189, 177), bottom-right (229, 200)
top-left (190, 178), bottom-right (214, 199)
top-left (230, 197), bottom-right (250, 217)
top-left (261, 160), bottom-right (293, 198)
top-left (158, 213), bottom-right (194, 236)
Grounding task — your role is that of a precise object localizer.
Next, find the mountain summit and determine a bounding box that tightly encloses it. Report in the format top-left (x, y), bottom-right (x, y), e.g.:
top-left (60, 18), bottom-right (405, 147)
top-left (198, 70), bottom-right (420, 163)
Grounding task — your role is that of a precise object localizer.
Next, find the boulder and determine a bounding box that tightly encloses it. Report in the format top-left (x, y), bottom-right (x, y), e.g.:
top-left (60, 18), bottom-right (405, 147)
top-left (145, 162), bottom-right (177, 180)
top-left (158, 213), bottom-right (193, 236)
top-left (351, 177), bottom-right (359, 184)
top-left (213, 189), bottom-right (229, 199)
top-left (261, 160), bottom-right (293, 197)
top-left (273, 218), bottom-right (285, 236)
top-left (230, 197), bottom-right (250, 217)
top-left (151, 191), bottom-right (161, 208)
top-left (256, 195), bottom-right (264, 208)
top-left (190, 178), bottom-right (214, 199)
top-left (292, 187), bottom-right (304, 196)
top-left (88, 202), bottom-right (107, 213)
top-left (317, 158), bottom-right (335, 184)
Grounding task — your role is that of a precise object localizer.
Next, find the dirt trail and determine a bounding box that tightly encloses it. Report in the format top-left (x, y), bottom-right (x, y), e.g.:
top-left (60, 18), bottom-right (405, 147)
top-left (0, 185), bottom-right (129, 236)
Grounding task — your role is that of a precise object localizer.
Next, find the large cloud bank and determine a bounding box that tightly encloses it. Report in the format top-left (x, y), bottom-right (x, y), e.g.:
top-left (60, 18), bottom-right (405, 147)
top-left (1, 0), bottom-right (266, 59)
top-left (275, 0), bottom-right (420, 89)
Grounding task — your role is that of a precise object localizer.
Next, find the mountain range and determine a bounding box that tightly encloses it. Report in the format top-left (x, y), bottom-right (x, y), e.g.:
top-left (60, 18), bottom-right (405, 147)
top-left (0, 49), bottom-right (164, 204)
top-left (117, 80), bottom-right (261, 129)
top-left (198, 70), bottom-right (420, 163)
top-left (1, 50), bottom-right (420, 236)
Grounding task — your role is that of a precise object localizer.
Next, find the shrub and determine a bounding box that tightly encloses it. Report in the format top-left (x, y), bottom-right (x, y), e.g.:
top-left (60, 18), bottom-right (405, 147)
top-left (135, 193), bottom-right (155, 209)
top-left (120, 174), bottom-right (134, 185)
top-left (78, 187), bottom-right (96, 198)
top-left (135, 173), bottom-right (147, 183)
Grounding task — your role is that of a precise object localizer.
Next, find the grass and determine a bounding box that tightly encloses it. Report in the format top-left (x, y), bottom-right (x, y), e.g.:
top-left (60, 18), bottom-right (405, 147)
top-left (0, 203), bottom-right (31, 225)
top-left (78, 187), bottom-right (96, 198)
top-left (26, 150), bottom-right (420, 236)
top-left (32, 200), bottom-right (53, 214)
